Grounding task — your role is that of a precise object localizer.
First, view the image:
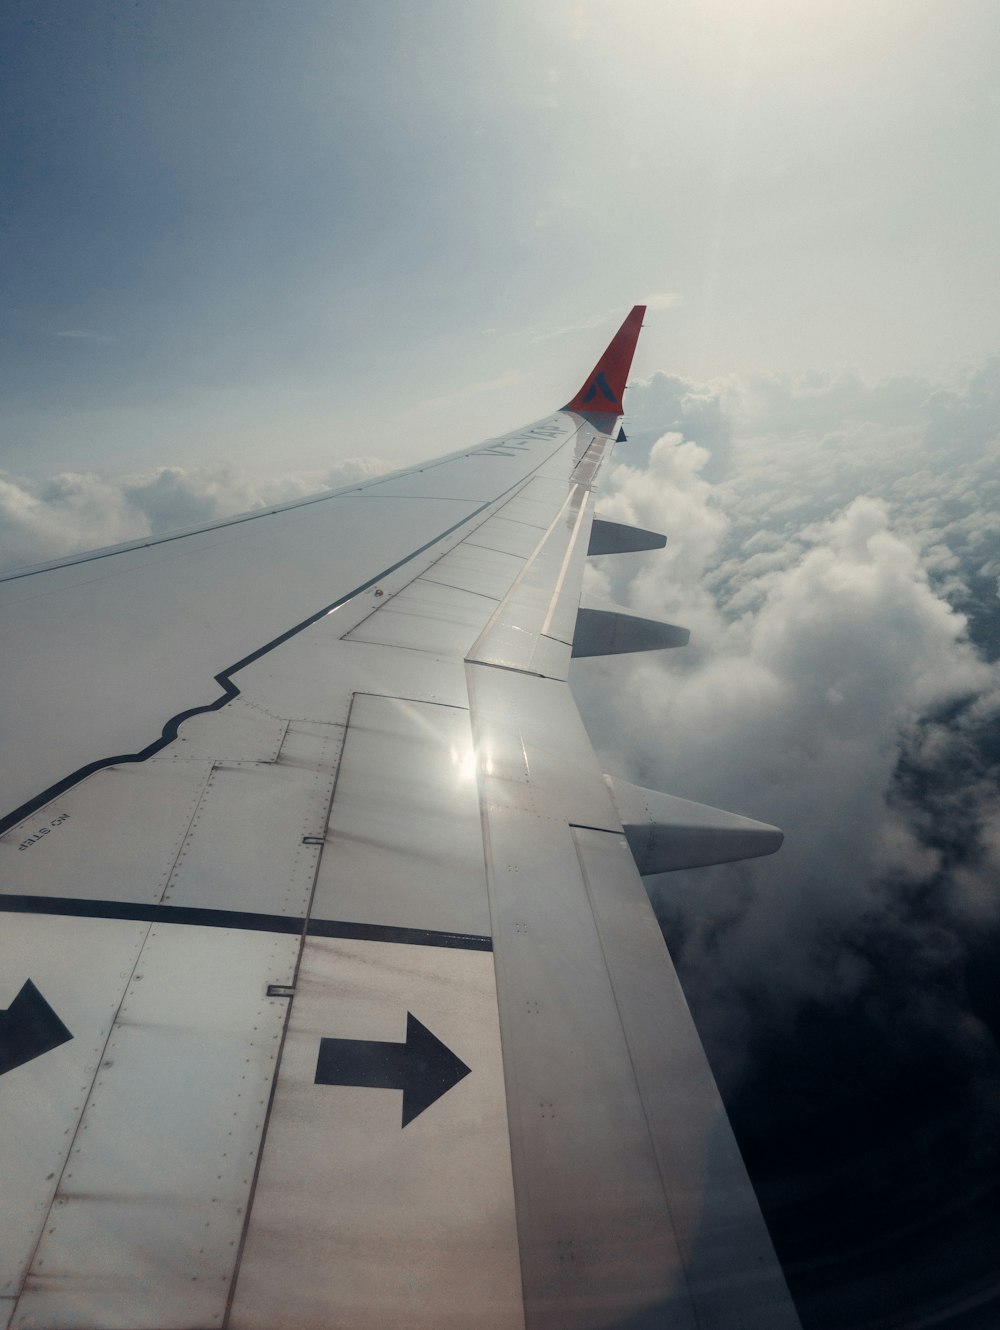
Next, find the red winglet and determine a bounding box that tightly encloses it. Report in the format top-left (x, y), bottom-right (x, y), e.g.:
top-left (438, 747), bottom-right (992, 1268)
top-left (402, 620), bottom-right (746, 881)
top-left (564, 305), bottom-right (646, 414)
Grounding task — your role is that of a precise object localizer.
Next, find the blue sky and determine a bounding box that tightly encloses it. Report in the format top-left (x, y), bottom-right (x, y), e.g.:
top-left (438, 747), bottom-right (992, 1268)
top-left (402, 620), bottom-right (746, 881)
top-left (3, 0), bottom-right (999, 479)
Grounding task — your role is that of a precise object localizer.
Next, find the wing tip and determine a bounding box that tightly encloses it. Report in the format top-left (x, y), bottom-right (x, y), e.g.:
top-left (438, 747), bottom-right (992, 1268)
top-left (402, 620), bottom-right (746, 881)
top-left (564, 304), bottom-right (647, 415)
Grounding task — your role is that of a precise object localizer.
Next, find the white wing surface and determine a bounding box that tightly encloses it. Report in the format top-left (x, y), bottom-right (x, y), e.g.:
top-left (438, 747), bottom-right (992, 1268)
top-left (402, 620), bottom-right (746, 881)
top-left (0, 308), bottom-right (801, 1329)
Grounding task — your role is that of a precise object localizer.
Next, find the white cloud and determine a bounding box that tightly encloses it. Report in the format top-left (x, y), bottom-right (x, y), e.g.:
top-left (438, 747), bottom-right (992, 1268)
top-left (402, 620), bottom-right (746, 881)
top-left (525, 295), bottom-right (679, 346)
top-left (643, 291), bottom-right (682, 310)
top-left (0, 471), bottom-right (146, 571)
top-left (54, 329), bottom-right (112, 342)
top-left (579, 355), bottom-right (1000, 1086)
top-left (0, 456), bottom-right (392, 575)
top-left (526, 310), bottom-right (618, 344)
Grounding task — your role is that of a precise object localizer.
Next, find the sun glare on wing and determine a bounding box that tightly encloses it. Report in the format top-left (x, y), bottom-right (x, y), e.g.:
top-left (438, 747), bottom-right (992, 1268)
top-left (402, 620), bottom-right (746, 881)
top-left (449, 739), bottom-right (479, 785)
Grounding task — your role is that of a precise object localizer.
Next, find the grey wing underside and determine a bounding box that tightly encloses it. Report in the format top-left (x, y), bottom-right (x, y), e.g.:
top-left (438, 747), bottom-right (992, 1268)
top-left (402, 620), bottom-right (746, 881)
top-left (0, 407), bottom-right (800, 1328)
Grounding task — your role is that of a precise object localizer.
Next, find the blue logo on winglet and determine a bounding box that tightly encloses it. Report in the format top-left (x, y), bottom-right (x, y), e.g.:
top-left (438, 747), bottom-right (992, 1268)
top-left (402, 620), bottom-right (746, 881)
top-left (582, 372), bottom-right (618, 407)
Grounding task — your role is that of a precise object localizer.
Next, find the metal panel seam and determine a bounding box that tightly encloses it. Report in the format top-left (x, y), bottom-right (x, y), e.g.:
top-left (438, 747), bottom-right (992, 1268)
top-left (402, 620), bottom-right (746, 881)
top-left (464, 660), bottom-right (548, 680)
top-left (465, 490), bottom-right (577, 663)
top-left (341, 451), bottom-right (584, 645)
top-left (465, 662), bottom-right (532, 1323)
top-left (569, 825), bottom-right (704, 1328)
top-left (462, 540), bottom-right (533, 559)
top-left (11, 918), bottom-right (155, 1311)
top-left (223, 712), bottom-right (349, 1327)
top-left (417, 574), bottom-right (505, 602)
top-left (538, 486), bottom-right (591, 640)
top-left (351, 688), bottom-right (470, 712)
top-left (154, 761), bottom-right (216, 900)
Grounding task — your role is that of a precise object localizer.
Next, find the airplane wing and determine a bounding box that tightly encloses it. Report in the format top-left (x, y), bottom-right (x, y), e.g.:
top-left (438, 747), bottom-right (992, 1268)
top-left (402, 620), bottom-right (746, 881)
top-left (0, 308), bottom-right (801, 1329)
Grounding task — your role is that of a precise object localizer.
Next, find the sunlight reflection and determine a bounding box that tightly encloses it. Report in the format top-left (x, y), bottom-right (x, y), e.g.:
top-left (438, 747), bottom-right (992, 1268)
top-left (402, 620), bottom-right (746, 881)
top-left (449, 740), bottom-right (479, 785)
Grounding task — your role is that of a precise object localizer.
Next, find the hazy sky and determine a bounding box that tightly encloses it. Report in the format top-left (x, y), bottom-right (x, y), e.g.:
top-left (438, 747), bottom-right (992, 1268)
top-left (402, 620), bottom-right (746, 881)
top-left (3, 0), bottom-right (999, 480)
top-left (4, 6), bottom-right (1000, 1327)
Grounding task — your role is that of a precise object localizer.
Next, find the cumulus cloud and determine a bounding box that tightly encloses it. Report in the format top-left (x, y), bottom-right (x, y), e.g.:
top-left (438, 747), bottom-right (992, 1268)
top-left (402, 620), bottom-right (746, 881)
top-left (0, 471), bottom-right (145, 572)
top-left (585, 477), bottom-right (991, 1017)
top-left (622, 371), bottom-right (738, 480)
top-left (585, 357), bottom-right (1000, 1042)
top-left (0, 456), bottom-right (392, 574)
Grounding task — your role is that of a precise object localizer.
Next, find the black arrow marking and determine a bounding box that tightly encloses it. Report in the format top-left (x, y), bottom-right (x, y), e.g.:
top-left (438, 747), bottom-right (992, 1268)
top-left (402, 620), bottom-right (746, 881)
top-left (315, 1012), bottom-right (471, 1128)
top-left (0, 980), bottom-right (73, 1076)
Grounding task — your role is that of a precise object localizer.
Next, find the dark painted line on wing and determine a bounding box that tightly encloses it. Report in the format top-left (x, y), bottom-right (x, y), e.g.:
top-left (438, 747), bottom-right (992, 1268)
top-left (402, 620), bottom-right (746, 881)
top-left (0, 895), bottom-right (493, 951)
top-left (224, 501), bottom-right (498, 677)
top-left (308, 918), bottom-right (492, 951)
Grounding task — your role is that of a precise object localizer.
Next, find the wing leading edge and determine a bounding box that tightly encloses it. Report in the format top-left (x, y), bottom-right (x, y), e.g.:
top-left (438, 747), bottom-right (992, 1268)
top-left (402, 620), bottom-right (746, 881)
top-left (0, 308), bottom-right (800, 1329)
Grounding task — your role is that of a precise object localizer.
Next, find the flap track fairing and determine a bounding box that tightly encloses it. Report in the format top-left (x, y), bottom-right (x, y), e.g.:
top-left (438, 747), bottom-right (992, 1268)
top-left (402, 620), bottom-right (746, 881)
top-left (606, 776), bottom-right (784, 873)
top-left (587, 518), bottom-right (667, 557)
top-left (571, 606), bottom-right (689, 657)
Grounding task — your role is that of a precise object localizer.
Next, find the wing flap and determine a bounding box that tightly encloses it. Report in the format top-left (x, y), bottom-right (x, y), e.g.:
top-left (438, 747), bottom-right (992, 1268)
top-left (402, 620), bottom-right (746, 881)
top-left (0, 917), bottom-right (148, 1303)
top-left (572, 825), bottom-right (802, 1327)
top-left (470, 668), bottom-right (690, 1328)
top-left (469, 664), bottom-right (798, 1329)
top-left (229, 937), bottom-right (524, 1330)
top-left (12, 926), bottom-right (296, 1330)
top-left (308, 693), bottom-right (491, 938)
